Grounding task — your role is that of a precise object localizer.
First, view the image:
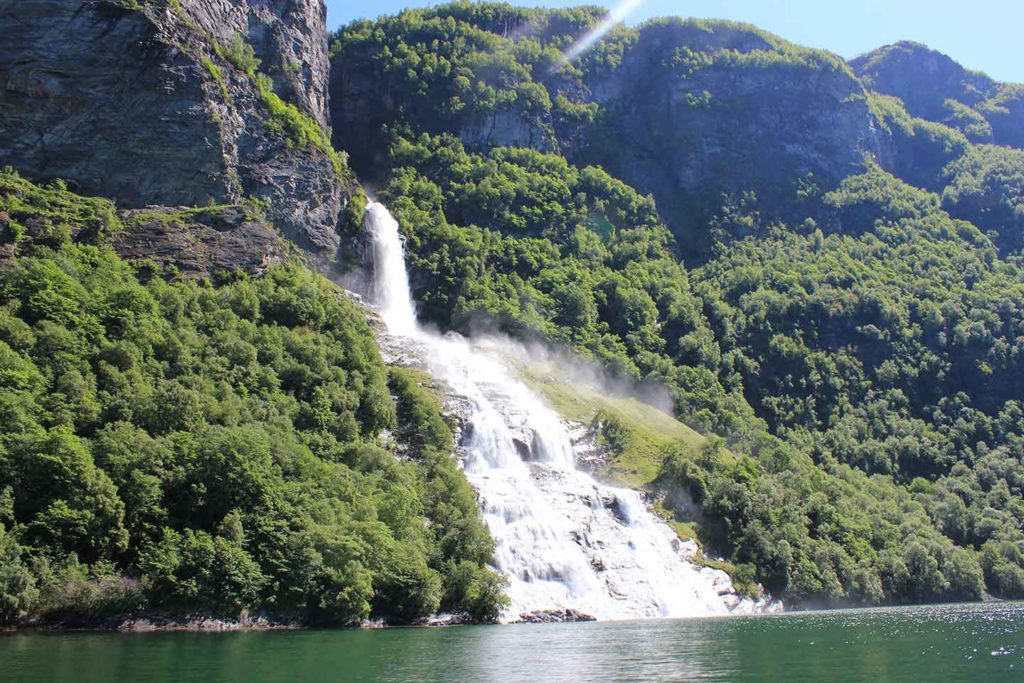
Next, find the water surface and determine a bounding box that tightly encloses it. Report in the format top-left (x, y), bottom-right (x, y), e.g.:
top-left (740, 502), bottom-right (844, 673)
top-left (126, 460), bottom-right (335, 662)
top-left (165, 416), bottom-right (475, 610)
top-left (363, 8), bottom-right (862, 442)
top-left (3, 603), bottom-right (1022, 681)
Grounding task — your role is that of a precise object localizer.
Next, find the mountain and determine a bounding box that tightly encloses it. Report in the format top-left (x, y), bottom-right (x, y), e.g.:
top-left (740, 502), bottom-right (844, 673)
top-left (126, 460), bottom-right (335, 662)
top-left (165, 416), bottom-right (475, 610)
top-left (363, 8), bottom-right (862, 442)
top-left (3, 0), bottom-right (1024, 624)
top-left (0, 0), bottom-right (502, 628)
top-left (332, 10), bottom-right (888, 255)
top-left (329, 3), bottom-right (1024, 607)
top-left (852, 41), bottom-right (1024, 148)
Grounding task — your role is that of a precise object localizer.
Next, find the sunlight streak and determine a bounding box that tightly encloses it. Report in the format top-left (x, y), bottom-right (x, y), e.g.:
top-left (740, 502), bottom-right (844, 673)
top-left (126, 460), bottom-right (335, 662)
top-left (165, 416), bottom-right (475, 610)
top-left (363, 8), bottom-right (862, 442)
top-left (561, 0), bottom-right (648, 63)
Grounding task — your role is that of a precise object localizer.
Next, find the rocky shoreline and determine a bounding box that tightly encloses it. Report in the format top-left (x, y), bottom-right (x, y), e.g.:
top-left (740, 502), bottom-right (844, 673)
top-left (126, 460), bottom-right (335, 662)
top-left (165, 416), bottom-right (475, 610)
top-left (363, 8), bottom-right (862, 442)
top-left (1, 615), bottom-right (299, 634)
top-left (0, 612), bottom-right (501, 634)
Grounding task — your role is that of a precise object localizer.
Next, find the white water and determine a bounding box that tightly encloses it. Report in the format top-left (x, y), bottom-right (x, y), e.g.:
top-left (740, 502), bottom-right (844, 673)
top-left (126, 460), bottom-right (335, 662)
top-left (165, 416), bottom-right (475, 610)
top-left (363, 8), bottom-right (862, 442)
top-left (363, 201), bottom-right (767, 621)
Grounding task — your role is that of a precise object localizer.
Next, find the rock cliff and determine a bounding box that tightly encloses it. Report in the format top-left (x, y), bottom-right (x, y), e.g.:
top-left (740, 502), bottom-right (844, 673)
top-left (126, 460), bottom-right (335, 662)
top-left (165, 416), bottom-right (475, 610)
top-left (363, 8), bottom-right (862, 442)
top-left (576, 20), bottom-right (887, 248)
top-left (329, 13), bottom-right (889, 254)
top-left (0, 0), bottom-right (349, 262)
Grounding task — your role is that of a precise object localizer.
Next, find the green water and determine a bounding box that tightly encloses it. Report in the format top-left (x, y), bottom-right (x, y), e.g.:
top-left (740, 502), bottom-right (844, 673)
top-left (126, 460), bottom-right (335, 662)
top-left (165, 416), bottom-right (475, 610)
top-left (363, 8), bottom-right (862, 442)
top-left (2, 603), bottom-right (1022, 682)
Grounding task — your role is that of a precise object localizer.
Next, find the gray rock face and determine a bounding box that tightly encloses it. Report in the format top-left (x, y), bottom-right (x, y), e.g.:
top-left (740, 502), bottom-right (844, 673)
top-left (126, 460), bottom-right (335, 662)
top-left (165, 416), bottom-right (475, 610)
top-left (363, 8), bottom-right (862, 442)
top-left (577, 21), bottom-right (886, 248)
top-left (0, 0), bottom-right (344, 259)
top-left (457, 110), bottom-right (550, 152)
top-left (114, 206), bottom-right (285, 279)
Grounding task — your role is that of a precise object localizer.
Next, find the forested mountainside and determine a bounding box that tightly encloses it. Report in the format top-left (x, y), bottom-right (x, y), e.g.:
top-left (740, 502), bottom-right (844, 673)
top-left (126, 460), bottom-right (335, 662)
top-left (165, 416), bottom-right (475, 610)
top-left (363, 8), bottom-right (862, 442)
top-left (0, 169), bottom-right (503, 626)
top-left (331, 3), bottom-right (1024, 606)
top-left (2, 0), bottom-right (1024, 624)
top-left (0, 0), bottom-right (502, 627)
top-left (852, 41), bottom-right (1024, 149)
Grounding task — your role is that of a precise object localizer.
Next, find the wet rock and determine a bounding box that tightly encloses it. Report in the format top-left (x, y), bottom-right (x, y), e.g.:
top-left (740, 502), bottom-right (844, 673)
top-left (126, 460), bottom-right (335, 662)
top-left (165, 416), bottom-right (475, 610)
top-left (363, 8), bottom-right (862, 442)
top-left (601, 493), bottom-right (629, 526)
top-left (512, 437), bottom-right (533, 461)
top-left (567, 420), bottom-right (610, 472)
top-left (117, 613), bottom-right (288, 632)
top-left (518, 609), bottom-right (597, 624)
top-left (423, 613), bottom-right (473, 627)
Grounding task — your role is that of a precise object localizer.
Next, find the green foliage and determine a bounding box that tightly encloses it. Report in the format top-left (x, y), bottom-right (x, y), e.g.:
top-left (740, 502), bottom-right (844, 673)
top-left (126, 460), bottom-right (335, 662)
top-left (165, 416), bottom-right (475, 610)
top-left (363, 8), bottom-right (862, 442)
top-left (0, 174), bottom-right (504, 625)
top-left (122, 205), bottom-right (236, 229)
top-left (389, 367), bottom-right (452, 455)
top-left (1, 168), bottom-right (119, 249)
top-left (942, 99), bottom-right (993, 143)
top-left (332, 2), bottom-right (1024, 607)
top-left (387, 366), bottom-right (507, 619)
top-left (200, 55), bottom-right (230, 104)
top-left (140, 528), bottom-right (265, 616)
top-left (254, 73), bottom-right (348, 178)
top-left (0, 523), bottom-right (38, 624)
top-left (381, 132), bottom-right (758, 439)
top-left (220, 34), bottom-right (261, 76)
top-left (824, 162), bottom-right (941, 232)
top-left (942, 144), bottom-right (1024, 253)
top-left (334, 5), bottom-right (876, 256)
top-left (658, 439), bottom-right (984, 606)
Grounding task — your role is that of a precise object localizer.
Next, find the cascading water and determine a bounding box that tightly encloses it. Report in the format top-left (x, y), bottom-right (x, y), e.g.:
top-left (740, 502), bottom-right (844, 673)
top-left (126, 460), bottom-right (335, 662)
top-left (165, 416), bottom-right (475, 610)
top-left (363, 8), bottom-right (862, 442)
top-left (363, 201), bottom-right (768, 621)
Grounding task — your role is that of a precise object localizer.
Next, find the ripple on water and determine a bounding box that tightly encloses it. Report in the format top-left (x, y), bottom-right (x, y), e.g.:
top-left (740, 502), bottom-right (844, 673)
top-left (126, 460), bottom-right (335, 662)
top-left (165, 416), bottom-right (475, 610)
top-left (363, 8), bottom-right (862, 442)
top-left (1, 602), bottom-right (1023, 682)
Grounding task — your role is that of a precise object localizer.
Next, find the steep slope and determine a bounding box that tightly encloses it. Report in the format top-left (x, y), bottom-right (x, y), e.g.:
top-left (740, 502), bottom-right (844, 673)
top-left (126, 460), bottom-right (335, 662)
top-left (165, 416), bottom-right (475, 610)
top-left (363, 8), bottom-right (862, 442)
top-left (577, 19), bottom-right (886, 252)
top-left (0, 1), bottom-right (508, 628)
top-left (330, 8), bottom-right (888, 256)
top-left (328, 3), bottom-right (1024, 607)
top-left (852, 41), bottom-right (1024, 148)
top-left (0, 0), bottom-right (354, 259)
top-left (0, 169), bottom-right (505, 628)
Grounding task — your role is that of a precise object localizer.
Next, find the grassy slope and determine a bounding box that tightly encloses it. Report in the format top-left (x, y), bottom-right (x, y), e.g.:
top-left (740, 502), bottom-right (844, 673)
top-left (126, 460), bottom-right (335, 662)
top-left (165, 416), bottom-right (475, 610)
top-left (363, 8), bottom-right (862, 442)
top-left (518, 361), bottom-right (707, 487)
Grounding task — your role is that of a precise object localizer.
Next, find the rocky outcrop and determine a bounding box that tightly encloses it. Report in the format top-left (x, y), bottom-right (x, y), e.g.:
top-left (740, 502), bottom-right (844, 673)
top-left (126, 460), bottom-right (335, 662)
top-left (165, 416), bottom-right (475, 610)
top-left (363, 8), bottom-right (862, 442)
top-left (852, 41), bottom-right (1024, 148)
top-left (0, 0), bottom-right (348, 262)
top-left (852, 42), bottom-right (994, 121)
top-left (576, 20), bottom-right (887, 250)
top-left (114, 205), bottom-right (285, 279)
top-left (517, 609), bottom-right (597, 623)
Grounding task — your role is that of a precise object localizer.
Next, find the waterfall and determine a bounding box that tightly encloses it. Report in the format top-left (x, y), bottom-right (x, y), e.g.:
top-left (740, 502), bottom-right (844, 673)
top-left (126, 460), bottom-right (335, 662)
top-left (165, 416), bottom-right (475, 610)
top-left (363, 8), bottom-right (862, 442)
top-left (363, 201), bottom-right (768, 621)
top-left (364, 202), bottom-right (418, 337)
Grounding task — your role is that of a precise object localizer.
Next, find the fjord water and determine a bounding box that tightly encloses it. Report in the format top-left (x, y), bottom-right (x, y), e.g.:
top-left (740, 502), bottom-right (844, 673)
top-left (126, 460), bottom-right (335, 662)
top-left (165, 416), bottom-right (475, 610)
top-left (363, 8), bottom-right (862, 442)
top-left (3, 603), bottom-right (1022, 682)
top-left (362, 202), bottom-right (760, 620)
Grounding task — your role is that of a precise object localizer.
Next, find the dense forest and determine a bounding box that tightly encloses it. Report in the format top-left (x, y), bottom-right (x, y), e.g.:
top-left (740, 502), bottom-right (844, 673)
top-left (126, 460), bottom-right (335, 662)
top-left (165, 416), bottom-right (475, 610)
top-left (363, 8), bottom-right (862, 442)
top-left (0, 169), bottom-right (504, 625)
top-left (330, 2), bottom-right (1024, 606)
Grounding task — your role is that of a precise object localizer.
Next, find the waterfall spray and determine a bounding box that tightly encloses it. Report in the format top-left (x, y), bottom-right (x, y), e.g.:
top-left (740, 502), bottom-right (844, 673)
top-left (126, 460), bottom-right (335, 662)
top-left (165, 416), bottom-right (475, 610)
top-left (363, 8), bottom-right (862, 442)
top-left (362, 201), bottom-right (768, 621)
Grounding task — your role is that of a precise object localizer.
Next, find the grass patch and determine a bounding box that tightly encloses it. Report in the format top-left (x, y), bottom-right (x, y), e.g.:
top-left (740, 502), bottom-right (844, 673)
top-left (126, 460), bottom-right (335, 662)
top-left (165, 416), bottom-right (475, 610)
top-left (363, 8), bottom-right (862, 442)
top-left (519, 360), bottom-right (710, 488)
top-left (519, 358), bottom-right (761, 597)
top-left (218, 35), bottom-right (261, 76)
top-left (200, 56), bottom-right (230, 104)
top-left (122, 205), bottom-right (237, 228)
top-left (0, 168), bottom-right (120, 247)
top-left (651, 499), bottom-right (699, 543)
top-left (254, 73), bottom-right (348, 178)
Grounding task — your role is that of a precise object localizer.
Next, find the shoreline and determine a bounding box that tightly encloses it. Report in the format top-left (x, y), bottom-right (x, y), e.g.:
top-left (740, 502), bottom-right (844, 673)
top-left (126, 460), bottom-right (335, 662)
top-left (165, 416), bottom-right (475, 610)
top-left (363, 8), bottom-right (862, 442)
top-left (6, 601), bottom-right (1014, 635)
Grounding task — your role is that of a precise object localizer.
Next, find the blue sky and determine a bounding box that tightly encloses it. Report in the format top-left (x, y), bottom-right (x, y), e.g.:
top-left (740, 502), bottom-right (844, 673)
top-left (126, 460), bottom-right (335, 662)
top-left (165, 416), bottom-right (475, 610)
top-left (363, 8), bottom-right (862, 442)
top-left (326, 0), bottom-right (1024, 83)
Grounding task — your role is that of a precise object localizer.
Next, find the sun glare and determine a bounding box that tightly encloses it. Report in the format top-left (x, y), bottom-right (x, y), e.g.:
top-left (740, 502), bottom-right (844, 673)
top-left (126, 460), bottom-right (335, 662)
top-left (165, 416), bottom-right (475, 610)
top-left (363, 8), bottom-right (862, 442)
top-left (561, 0), bottom-right (648, 63)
